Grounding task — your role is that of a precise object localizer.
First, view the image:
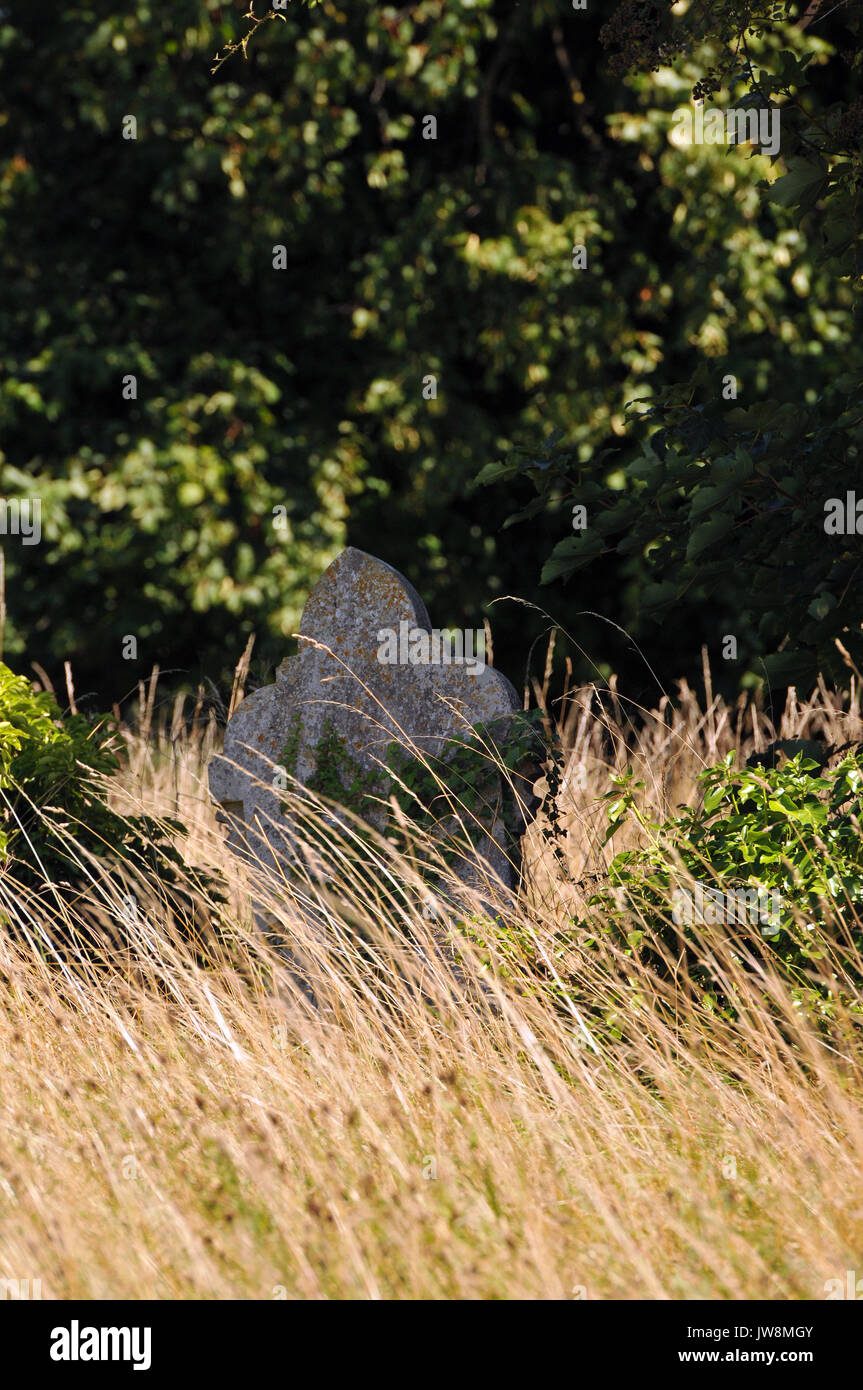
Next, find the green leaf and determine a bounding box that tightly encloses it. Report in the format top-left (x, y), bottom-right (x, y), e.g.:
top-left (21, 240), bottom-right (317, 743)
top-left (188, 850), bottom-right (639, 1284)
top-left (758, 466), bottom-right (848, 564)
top-left (540, 532), bottom-right (603, 584)
top-left (761, 650), bottom-right (818, 688)
top-left (807, 591), bottom-right (835, 621)
top-left (474, 459), bottom-right (517, 487)
top-left (766, 158), bottom-right (828, 212)
top-left (640, 580), bottom-right (678, 609)
top-left (685, 512), bottom-right (733, 561)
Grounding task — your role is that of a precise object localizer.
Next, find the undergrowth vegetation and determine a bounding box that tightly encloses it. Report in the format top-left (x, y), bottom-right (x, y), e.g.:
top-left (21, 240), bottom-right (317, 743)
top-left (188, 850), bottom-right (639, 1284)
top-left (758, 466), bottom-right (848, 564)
top-left (582, 749), bottom-right (863, 1024)
top-left (1, 656), bottom-right (863, 1299)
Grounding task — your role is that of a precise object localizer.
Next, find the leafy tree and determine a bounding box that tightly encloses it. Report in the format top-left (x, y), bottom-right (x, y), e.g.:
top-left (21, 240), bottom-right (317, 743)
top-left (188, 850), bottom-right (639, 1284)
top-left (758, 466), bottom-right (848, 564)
top-left (0, 0), bottom-right (857, 702)
top-left (484, 0), bottom-right (863, 694)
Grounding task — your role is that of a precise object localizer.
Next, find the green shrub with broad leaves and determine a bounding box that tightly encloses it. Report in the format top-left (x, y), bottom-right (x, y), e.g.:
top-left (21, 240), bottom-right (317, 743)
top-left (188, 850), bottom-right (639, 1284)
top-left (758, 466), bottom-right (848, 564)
top-left (0, 663), bottom-right (215, 944)
top-left (580, 749), bottom-right (863, 1020)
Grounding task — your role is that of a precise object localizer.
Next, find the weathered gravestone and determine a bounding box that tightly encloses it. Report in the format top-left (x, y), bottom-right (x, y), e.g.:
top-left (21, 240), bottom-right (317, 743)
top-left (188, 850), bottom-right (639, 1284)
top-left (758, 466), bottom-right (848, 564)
top-left (208, 547), bottom-right (538, 933)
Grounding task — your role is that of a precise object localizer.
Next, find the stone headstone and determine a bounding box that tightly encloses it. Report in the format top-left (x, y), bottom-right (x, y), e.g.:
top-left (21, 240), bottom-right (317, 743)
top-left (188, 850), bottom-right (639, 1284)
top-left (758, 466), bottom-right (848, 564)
top-left (208, 547), bottom-right (536, 927)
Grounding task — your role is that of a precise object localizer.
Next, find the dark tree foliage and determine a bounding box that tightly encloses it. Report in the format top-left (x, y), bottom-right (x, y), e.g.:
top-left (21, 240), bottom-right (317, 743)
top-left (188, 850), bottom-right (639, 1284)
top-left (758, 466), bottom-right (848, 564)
top-left (487, 0), bottom-right (863, 695)
top-left (0, 0), bottom-right (859, 705)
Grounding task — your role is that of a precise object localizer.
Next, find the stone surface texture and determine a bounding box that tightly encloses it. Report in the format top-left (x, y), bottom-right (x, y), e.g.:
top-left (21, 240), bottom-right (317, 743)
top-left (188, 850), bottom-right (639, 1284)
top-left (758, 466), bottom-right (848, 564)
top-left (208, 547), bottom-right (526, 907)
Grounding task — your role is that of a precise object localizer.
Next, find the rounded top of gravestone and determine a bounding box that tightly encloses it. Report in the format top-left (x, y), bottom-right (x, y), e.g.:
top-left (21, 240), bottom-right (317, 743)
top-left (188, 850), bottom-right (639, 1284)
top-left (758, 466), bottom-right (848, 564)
top-left (297, 547), bottom-right (432, 654)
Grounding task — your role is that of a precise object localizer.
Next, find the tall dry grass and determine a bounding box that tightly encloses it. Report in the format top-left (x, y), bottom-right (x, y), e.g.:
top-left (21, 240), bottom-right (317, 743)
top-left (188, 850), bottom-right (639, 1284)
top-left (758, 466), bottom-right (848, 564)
top-left (1, 654), bottom-right (862, 1299)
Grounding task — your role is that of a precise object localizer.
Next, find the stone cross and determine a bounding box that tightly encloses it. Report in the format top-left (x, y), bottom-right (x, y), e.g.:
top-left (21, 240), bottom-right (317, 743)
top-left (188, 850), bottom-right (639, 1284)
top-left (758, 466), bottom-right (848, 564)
top-left (208, 547), bottom-right (536, 925)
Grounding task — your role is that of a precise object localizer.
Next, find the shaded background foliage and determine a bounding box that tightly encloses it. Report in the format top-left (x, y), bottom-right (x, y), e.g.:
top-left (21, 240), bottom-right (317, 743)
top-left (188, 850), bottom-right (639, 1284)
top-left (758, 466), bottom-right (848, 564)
top-left (0, 0), bottom-right (860, 707)
top-left (502, 0), bottom-right (863, 694)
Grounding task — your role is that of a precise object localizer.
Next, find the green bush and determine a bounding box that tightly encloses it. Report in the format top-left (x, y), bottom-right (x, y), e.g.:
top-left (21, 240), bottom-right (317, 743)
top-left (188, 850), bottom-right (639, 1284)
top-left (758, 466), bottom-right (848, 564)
top-left (581, 749), bottom-right (863, 1019)
top-left (0, 663), bottom-right (212, 943)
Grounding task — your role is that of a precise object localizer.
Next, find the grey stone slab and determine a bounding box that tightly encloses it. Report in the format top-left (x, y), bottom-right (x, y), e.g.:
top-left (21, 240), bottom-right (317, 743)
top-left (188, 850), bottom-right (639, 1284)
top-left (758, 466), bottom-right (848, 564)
top-left (208, 548), bottom-right (536, 931)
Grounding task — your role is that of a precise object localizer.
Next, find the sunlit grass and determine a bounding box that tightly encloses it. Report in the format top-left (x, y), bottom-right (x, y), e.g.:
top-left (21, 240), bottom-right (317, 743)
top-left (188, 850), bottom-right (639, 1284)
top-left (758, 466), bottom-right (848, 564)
top-left (1, 658), bottom-right (862, 1299)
